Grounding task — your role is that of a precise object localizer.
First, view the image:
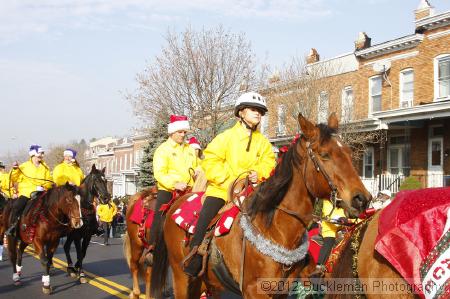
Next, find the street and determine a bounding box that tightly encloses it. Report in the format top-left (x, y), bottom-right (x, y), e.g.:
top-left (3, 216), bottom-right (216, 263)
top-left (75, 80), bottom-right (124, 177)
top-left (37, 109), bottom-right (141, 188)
top-left (0, 235), bottom-right (142, 299)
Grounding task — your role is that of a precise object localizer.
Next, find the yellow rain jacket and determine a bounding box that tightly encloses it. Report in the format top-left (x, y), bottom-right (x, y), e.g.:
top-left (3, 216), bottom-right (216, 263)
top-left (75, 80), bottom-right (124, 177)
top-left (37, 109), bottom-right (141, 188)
top-left (202, 122), bottom-right (276, 201)
top-left (0, 171), bottom-right (14, 198)
top-left (53, 162), bottom-right (85, 186)
top-left (97, 202), bottom-right (117, 223)
top-left (321, 200), bottom-right (346, 238)
top-left (153, 138), bottom-right (200, 191)
top-left (10, 159), bottom-right (53, 198)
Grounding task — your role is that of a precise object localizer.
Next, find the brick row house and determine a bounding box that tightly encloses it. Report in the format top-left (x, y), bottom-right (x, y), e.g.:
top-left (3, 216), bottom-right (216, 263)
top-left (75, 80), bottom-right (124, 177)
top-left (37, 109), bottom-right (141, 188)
top-left (84, 135), bottom-right (148, 197)
top-left (262, 1), bottom-right (450, 194)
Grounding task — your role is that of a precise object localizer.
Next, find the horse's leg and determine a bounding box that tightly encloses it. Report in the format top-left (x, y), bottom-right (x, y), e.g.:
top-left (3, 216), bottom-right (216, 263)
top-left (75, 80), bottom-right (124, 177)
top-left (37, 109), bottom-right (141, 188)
top-left (16, 240), bottom-right (28, 276)
top-left (144, 266), bottom-right (151, 299)
top-left (7, 236), bottom-right (20, 285)
top-left (64, 233), bottom-right (76, 275)
top-left (78, 234), bottom-right (92, 284)
top-left (128, 233), bottom-right (143, 299)
top-left (41, 240), bottom-right (58, 294)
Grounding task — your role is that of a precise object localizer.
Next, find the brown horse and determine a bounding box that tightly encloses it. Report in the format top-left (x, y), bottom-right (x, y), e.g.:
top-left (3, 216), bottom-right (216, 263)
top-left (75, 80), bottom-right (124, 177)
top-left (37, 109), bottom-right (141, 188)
top-left (2, 183), bottom-right (83, 294)
top-left (123, 187), bottom-right (158, 299)
top-left (150, 113), bottom-right (371, 299)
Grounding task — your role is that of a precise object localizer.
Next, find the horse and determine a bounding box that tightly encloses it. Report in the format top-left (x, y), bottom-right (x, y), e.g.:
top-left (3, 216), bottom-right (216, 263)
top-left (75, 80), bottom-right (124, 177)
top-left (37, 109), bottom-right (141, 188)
top-left (2, 183), bottom-right (83, 294)
top-left (64, 164), bottom-right (110, 283)
top-left (150, 113), bottom-right (371, 299)
top-left (327, 188), bottom-right (449, 299)
top-left (123, 187), bottom-right (158, 299)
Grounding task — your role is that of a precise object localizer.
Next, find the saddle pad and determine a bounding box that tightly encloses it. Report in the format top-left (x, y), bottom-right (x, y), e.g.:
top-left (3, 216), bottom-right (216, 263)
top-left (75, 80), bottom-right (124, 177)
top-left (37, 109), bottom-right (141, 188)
top-left (129, 196), bottom-right (155, 229)
top-left (171, 192), bottom-right (240, 237)
top-left (375, 187), bottom-right (450, 298)
top-left (307, 227), bottom-right (321, 264)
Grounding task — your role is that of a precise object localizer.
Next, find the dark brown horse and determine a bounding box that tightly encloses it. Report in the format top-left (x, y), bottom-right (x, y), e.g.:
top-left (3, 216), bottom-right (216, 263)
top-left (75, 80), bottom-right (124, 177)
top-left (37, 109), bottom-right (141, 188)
top-left (3, 183), bottom-right (83, 294)
top-left (151, 113), bottom-right (371, 299)
top-left (123, 187), bottom-right (157, 299)
top-left (64, 164), bottom-right (110, 283)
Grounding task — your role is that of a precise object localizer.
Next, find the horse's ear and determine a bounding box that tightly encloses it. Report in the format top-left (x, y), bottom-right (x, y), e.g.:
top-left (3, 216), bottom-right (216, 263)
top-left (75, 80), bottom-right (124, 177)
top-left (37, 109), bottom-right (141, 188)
top-left (102, 167), bottom-right (106, 174)
top-left (91, 164), bottom-right (97, 171)
top-left (328, 112), bottom-right (339, 130)
top-left (298, 113), bottom-right (316, 140)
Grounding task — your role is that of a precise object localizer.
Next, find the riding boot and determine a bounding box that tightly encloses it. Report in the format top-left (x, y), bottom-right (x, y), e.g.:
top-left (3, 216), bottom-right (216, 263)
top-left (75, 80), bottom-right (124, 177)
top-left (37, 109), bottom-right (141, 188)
top-left (184, 196), bottom-right (224, 277)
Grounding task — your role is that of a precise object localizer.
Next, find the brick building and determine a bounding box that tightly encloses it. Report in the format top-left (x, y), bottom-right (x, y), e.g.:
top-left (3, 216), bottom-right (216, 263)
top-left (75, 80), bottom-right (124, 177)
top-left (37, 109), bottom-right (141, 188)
top-left (263, 0), bottom-right (450, 192)
top-left (85, 134), bottom-right (148, 197)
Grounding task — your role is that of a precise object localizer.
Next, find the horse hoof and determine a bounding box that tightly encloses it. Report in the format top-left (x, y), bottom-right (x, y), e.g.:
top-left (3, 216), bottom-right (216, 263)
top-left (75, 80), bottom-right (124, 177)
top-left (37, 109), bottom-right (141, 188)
top-left (79, 276), bottom-right (88, 284)
top-left (14, 280), bottom-right (21, 286)
top-left (129, 292), bottom-right (140, 299)
top-left (70, 272), bottom-right (78, 278)
top-left (42, 285), bottom-right (52, 294)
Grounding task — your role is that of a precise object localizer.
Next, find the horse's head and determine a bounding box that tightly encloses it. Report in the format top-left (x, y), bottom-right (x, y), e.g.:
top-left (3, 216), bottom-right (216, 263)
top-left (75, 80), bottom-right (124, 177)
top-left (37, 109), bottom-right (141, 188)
top-left (84, 164), bottom-right (111, 205)
top-left (297, 113), bottom-right (371, 217)
top-left (60, 183), bottom-right (83, 229)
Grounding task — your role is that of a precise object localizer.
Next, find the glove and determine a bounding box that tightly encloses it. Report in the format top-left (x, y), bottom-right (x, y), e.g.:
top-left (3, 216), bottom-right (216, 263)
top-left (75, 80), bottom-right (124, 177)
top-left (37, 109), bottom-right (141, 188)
top-left (174, 182), bottom-right (187, 191)
top-left (36, 186), bottom-right (45, 192)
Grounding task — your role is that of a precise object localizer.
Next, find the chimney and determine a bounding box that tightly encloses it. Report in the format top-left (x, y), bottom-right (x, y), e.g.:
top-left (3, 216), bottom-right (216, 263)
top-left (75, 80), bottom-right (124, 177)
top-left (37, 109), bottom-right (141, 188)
top-left (355, 32), bottom-right (371, 51)
top-left (415, 0), bottom-right (434, 20)
top-left (307, 48), bottom-right (320, 64)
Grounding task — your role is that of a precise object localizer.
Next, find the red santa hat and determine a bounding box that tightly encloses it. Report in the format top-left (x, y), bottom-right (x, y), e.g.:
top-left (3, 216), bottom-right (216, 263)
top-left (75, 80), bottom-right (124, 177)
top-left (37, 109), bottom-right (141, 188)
top-left (168, 115), bottom-right (190, 134)
top-left (188, 137), bottom-right (201, 150)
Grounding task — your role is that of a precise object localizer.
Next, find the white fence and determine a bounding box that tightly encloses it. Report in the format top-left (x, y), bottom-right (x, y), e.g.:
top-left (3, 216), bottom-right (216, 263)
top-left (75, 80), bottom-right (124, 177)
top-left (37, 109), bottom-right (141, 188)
top-left (361, 174), bottom-right (406, 197)
top-left (361, 173), bottom-right (449, 197)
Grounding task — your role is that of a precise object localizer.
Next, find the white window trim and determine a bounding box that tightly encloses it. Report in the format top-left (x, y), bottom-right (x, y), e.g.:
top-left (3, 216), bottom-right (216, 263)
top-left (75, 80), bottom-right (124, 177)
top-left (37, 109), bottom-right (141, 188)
top-left (399, 68), bottom-right (414, 108)
top-left (434, 53), bottom-right (450, 101)
top-left (387, 145), bottom-right (408, 175)
top-left (318, 91), bottom-right (328, 123)
top-left (277, 104), bottom-right (286, 136)
top-left (341, 86), bottom-right (353, 122)
top-left (369, 75), bottom-right (382, 117)
top-left (363, 147), bottom-right (374, 178)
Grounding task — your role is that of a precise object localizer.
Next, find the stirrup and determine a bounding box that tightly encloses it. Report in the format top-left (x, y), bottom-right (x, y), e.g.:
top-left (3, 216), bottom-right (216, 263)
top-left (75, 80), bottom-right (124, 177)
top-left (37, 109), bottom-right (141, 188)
top-left (182, 245), bottom-right (199, 269)
top-left (182, 245), bottom-right (209, 278)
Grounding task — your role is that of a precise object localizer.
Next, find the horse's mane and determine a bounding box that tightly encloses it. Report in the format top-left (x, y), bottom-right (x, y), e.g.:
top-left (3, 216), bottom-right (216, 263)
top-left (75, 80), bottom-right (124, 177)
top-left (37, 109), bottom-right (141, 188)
top-left (247, 124), bottom-right (337, 226)
top-left (43, 184), bottom-right (78, 210)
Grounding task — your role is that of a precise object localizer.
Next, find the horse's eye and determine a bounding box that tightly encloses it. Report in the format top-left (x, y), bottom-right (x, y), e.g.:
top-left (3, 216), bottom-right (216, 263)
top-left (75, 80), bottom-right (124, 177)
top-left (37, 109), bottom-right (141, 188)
top-left (320, 152), bottom-right (330, 160)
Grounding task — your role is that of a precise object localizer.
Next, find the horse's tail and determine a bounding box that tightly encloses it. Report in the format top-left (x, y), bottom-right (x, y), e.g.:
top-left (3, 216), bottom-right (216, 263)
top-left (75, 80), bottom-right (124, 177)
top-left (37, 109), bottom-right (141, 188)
top-left (122, 232), bottom-right (132, 268)
top-left (150, 226), bottom-right (169, 298)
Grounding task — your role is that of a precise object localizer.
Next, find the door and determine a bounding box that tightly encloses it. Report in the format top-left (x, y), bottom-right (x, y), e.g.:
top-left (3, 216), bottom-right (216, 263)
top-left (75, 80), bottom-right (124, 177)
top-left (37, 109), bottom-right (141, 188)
top-left (428, 137), bottom-right (443, 187)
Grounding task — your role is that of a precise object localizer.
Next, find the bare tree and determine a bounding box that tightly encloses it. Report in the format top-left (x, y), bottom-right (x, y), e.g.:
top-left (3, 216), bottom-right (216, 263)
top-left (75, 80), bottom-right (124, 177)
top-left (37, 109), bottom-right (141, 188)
top-left (262, 55), bottom-right (383, 161)
top-left (127, 25), bottom-right (258, 144)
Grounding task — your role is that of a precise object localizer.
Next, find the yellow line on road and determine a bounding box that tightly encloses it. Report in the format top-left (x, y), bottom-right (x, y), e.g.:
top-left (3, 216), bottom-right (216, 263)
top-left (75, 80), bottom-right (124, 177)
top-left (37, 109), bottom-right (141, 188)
top-left (24, 248), bottom-right (147, 299)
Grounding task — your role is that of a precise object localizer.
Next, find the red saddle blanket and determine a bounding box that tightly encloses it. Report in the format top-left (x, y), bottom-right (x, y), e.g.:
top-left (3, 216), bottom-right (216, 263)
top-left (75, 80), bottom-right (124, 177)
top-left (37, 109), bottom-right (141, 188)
top-left (171, 192), bottom-right (240, 236)
top-left (375, 187), bottom-right (450, 298)
top-left (129, 196), bottom-right (155, 228)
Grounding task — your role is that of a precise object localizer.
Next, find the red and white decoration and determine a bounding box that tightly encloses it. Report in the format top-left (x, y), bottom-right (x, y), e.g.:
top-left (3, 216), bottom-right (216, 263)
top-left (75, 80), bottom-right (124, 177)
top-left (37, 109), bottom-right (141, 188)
top-left (168, 115), bottom-right (190, 134)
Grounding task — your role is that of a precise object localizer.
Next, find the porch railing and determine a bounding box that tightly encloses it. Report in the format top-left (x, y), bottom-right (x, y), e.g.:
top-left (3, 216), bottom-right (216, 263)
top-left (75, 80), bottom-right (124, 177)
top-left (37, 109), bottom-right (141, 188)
top-left (361, 173), bottom-right (450, 197)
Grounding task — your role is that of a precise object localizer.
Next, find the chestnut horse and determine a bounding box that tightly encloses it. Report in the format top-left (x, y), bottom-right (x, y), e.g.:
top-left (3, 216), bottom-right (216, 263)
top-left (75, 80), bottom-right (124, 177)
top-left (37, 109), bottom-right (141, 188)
top-left (151, 113), bottom-right (371, 299)
top-left (3, 183), bottom-right (83, 294)
top-left (123, 187), bottom-right (158, 299)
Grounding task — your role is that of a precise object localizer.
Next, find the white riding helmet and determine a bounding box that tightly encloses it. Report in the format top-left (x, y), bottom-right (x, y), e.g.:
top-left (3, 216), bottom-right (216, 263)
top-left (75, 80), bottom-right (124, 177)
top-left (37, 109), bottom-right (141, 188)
top-left (234, 92), bottom-right (268, 117)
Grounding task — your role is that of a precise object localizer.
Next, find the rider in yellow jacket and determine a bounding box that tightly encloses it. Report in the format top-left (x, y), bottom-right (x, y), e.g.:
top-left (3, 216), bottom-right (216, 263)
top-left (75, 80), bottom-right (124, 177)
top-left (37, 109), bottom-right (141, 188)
top-left (53, 149), bottom-right (85, 186)
top-left (145, 115), bottom-right (200, 263)
top-left (6, 145), bottom-right (53, 236)
top-left (184, 91), bottom-right (276, 277)
top-left (312, 199), bottom-right (347, 277)
top-left (0, 161), bottom-right (12, 197)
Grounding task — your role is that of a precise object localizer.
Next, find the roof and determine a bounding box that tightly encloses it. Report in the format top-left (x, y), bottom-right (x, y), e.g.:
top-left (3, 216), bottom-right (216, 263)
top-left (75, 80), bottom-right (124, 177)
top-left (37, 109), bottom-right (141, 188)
top-left (355, 34), bottom-right (424, 59)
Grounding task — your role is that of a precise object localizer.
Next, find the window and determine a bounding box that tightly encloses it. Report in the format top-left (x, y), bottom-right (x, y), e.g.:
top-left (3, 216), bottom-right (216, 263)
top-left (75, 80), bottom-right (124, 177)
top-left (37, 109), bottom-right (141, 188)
top-left (400, 69), bottom-right (414, 108)
top-left (435, 54), bottom-right (450, 100)
top-left (277, 105), bottom-right (286, 136)
top-left (318, 92), bottom-right (328, 123)
top-left (341, 87), bottom-right (353, 122)
top-left (388, 135), bottom-right (410, 176)
top-left (369, 76), bottom-right (382, 115)
top-left (363, 147), bottom-right (374, 178)
top-left (261, 114), bottom-right (269, 135)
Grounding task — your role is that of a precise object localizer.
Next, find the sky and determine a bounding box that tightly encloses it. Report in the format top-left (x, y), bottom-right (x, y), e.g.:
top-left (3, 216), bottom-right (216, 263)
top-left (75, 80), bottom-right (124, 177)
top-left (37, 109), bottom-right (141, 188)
top-left (1, 0), bottom-right (450, 157)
